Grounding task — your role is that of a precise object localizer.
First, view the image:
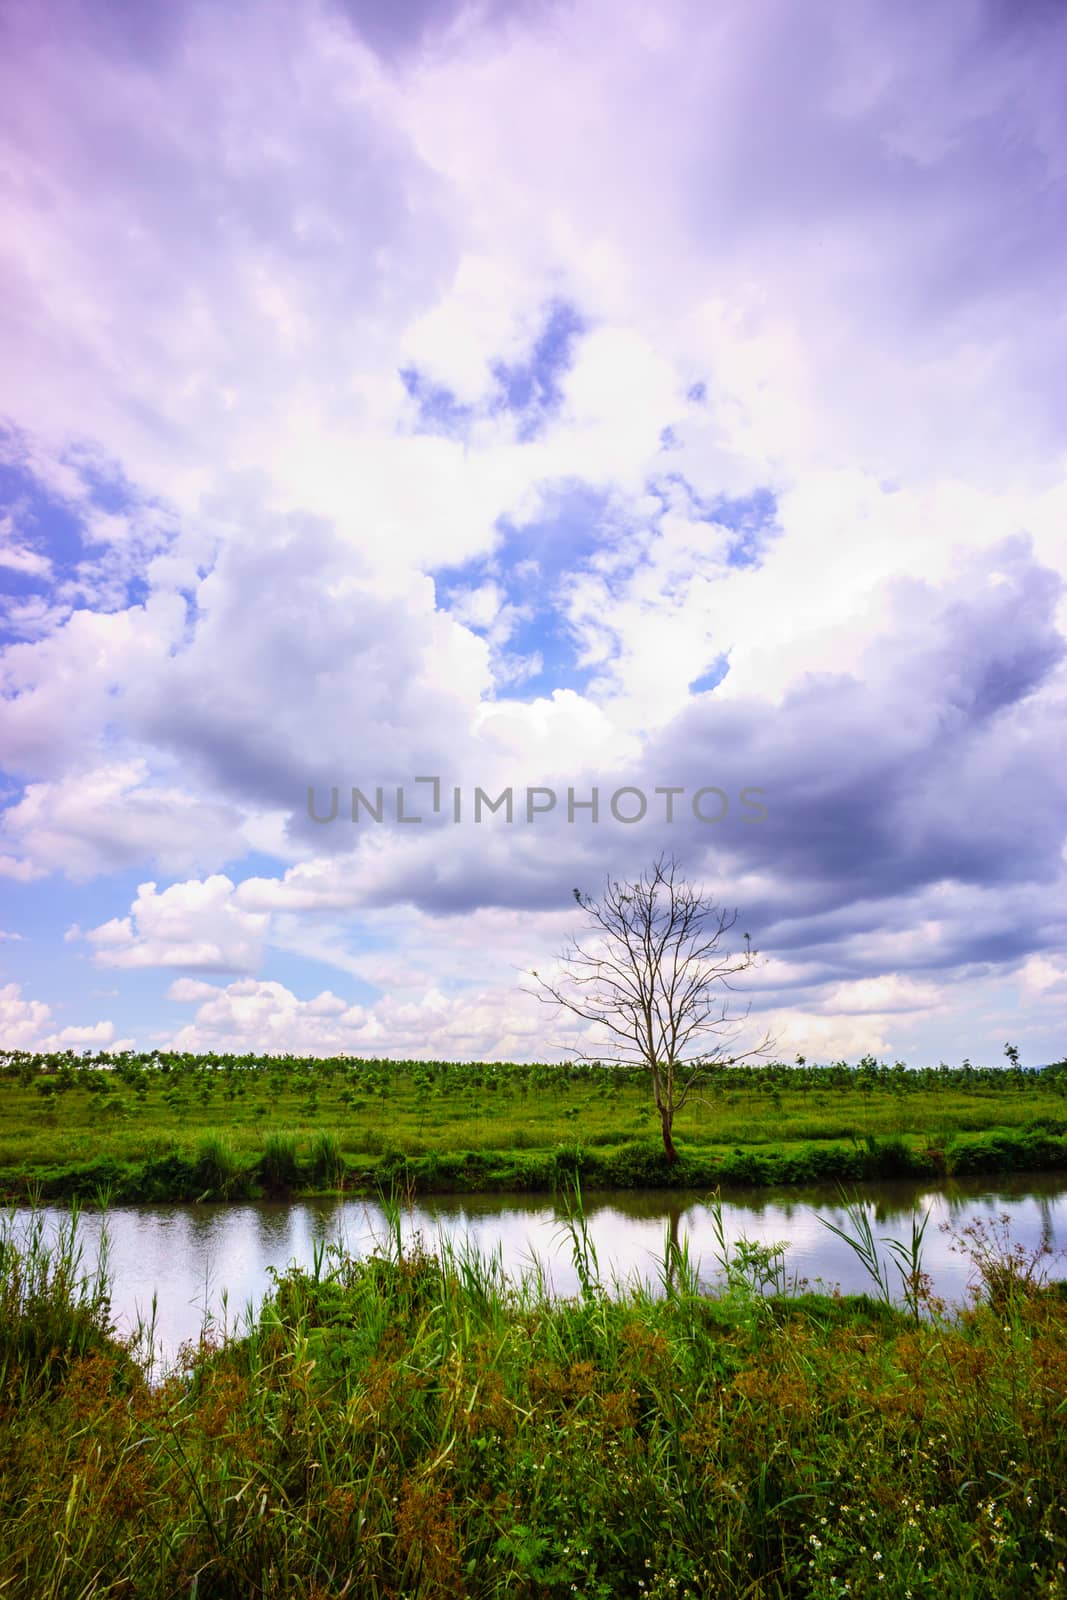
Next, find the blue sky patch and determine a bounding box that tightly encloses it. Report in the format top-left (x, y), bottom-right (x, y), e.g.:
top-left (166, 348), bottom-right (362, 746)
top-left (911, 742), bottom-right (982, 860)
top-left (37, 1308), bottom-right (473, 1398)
top-left (434, 479), bottom-right (632, 696)
top-left (401, 300), bottom-right (585, 446)
top-left (688, 653), bottom-right (731, 694)
top-left (489, 299), bottom-right (585, 440)
top-left (399, 366), bottom-right (476, 439)
top-left (0, 443), bottom-right (173, 644)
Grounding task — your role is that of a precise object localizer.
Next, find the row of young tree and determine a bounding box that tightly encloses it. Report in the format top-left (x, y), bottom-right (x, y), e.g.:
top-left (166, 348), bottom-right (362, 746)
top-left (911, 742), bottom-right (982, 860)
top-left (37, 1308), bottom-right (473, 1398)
top-left (3, 1050), bottom-right (1058, 1089)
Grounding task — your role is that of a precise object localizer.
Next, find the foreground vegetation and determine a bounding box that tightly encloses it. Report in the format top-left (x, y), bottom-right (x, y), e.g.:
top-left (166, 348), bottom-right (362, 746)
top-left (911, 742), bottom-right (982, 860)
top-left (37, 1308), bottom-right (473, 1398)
top-left (2, 1049), bottom-right (1066, 1202)
top-left (2, 1189), bottom-right (1067, 1597)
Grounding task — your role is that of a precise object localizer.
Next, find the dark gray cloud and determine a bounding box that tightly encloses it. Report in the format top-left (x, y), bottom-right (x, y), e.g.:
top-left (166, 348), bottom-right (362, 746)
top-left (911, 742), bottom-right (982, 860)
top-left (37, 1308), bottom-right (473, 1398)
top-left (296, 538), bottom-right (1066, 998)
top-left (640, 540), bottom-right (1066, 921)
top-left (125, 509), bottom-right (486, 818)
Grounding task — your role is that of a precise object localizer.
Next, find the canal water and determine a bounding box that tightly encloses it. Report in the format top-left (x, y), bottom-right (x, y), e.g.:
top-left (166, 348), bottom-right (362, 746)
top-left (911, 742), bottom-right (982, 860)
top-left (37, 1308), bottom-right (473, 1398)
top-left (13, 1173), bottom-right (1067, 1373)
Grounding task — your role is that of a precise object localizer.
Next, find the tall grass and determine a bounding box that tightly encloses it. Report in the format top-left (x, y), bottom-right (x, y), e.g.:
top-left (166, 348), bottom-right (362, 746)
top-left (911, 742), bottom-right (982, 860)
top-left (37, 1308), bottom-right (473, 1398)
top-left (194, 1133), bottom-right (242, 1200)
top-left (818, 1187), bottom-right (933, 1323)
top-left (307, 1128), bottom-right (343, 1188)
top-left (2, 1192), bottom-right (1067, 1596)
top-left (0, 1198), bottom-right (117, 1390)
top-left (258, 1130), bottom-right (302, 1193)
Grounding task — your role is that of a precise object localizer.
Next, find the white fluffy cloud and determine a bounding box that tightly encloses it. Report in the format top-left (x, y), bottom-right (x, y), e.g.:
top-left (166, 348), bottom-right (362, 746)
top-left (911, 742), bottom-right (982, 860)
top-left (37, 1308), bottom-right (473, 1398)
top-left (0, 983), bottom-right (52, 1048)
top-left (81, 876), bottom-right (269, 972)
top-left (0, 760), bottom-right (252, 881)
top-left (165, 974), bottom-right (554, 1060)
top-left (0, 981), bottom-right (128, 1053)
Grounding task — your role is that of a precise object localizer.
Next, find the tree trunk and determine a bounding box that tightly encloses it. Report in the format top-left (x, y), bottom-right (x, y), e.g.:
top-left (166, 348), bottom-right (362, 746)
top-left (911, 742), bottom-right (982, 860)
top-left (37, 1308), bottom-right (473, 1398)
top-left (660, 1105), bottom-right (678, 1164)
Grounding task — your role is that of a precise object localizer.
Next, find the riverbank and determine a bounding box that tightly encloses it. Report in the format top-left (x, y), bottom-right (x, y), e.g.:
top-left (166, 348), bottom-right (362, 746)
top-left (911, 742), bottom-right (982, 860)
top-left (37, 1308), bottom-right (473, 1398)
top-left (2, 1195), bottom-right (1066, 1598)
top-left (3, 1053), bottom-right (1066, 1203)
top-left (6, 1122), bottom-right (1067, 1204)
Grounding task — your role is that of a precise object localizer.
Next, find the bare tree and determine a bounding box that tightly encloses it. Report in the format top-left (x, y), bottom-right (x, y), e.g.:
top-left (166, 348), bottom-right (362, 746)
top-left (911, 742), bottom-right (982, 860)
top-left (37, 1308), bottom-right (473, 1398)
top-left (524, 855), bottom-right (773, 1164)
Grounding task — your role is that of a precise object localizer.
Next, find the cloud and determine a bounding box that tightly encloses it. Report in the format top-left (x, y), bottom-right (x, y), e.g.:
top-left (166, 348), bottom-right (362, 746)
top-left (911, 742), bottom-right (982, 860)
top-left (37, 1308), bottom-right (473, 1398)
top-left (0, 592), bottom-right (187, 781)
top-left (206, 537), bottom-right (1065, 939)
top-left (0, 854), bottom-right (43, 883)
top-left (1017, 954), bottom-right (1067, 998)
top-left (0, 981), bottom-right (123, 1052)
top-left (82, 876), bottom-right (269, 972)
top-left (0, 759), bottom-right (253, 880)
top-left (813, 975), bottom-right (943, 1017)
top-left (0, 0), bottom-right (458, 513)
top-left (0, 983), bottom-right (52, 1048)
top-left (166, 972), bottom-right (553, 1059)
top-left (0, 511), bottom-right (52, 578)
top-left (40, 1019), bottom-right (118, 1048)
top-left (0, 0), bottom-right (1065, 1064)
top-left (166, 976), bottom-right (223, 1003)
top-left (121, 510), bottom-right (493, 836)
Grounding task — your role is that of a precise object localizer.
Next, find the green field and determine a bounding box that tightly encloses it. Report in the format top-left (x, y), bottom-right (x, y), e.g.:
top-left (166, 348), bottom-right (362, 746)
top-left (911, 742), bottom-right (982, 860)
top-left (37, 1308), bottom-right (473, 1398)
top-left (2, 1189), bottom-right (1067, 1596)
top-left (2, 1049), bottom-right (1067, 1202)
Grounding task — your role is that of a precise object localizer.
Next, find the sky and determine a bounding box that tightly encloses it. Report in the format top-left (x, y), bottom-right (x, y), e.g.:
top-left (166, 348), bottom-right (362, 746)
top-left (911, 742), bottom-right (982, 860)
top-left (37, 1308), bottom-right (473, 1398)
top-left (0, 0), bottom-right (1065, 1067)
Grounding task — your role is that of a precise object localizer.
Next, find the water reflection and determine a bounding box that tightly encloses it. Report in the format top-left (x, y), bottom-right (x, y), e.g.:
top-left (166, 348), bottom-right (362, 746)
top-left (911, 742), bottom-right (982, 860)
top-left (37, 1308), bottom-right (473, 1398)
top-left (12, 1173), bottom-right (1067, 1373)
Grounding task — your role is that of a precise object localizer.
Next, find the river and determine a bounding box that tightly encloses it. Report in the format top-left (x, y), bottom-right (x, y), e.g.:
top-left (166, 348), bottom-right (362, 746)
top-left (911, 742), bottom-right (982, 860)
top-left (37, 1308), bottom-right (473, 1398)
top-left (13, 1173), bottom-right (1067, 1373)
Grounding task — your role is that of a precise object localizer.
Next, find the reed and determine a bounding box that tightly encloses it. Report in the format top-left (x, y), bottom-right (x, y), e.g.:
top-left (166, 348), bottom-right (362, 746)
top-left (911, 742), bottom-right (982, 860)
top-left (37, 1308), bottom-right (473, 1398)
top-left (2, 1187), bottom-right (1067, 1596)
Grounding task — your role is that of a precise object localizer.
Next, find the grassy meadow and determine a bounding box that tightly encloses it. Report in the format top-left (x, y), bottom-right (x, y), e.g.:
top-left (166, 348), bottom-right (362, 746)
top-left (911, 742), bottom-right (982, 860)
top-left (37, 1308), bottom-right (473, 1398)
top-left (2, 1049), bottom-right (1067, 1202)
top-left (2, 1188), bottom-right (1067, 1597)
